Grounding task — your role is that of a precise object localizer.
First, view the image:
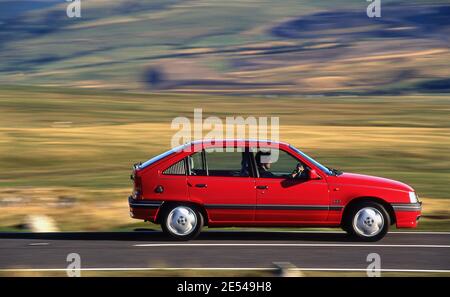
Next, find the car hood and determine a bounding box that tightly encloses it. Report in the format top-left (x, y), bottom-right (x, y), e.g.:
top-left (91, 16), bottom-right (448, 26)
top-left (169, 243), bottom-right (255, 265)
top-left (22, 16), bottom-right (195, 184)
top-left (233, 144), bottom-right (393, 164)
top-left (336, 172), bottom-right (414, 192)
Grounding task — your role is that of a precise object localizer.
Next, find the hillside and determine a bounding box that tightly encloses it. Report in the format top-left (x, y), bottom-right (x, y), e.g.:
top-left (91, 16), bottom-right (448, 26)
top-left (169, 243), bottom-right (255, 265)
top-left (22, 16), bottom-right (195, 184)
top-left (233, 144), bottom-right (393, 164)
top-left (0, 0), bottom-right (449, 95)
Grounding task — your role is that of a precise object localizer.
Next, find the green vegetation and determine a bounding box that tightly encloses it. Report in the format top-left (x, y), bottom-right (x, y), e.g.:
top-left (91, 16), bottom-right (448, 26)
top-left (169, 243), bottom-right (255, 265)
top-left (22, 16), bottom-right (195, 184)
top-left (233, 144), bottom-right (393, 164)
top-left (0, 86), bottom-right (448, 231)
top-left (0, 86), bottom-right (449, 195)
top-left (1, 1), bottom-right (449, 95)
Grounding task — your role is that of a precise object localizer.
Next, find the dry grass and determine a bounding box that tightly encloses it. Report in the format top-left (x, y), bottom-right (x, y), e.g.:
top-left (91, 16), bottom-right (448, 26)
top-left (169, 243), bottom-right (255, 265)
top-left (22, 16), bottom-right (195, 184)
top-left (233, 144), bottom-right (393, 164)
top-left (0, 187), bottom-right (448, 232)
top-left (0, 87), bottom-right (448, 231)
top-left (0, 187), bottom-right (137, 231)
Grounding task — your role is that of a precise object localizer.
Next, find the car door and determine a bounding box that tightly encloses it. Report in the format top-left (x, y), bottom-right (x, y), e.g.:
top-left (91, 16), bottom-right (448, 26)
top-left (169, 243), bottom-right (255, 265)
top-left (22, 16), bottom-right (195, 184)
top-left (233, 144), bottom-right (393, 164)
top-left (253, 147), bottom-right (330, 224)
top-left (187, 148), bottom-right (256, 223)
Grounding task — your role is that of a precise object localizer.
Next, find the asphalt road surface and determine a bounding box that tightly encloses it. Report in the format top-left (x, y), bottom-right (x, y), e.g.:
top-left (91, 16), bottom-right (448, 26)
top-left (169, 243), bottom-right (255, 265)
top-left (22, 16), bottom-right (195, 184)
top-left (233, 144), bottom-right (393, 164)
top-left (0, 230), bottom-right (449, 273)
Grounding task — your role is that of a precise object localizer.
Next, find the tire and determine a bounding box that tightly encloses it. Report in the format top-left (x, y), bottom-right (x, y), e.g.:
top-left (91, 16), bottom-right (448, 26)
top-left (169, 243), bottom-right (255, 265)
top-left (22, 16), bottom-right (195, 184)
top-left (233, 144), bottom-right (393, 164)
top-left (161, 204), bottom-right (203, 240)
top-left (341, 223), bottom-right (352, 235)
top-left (343, 201), bottom-right (390, 242)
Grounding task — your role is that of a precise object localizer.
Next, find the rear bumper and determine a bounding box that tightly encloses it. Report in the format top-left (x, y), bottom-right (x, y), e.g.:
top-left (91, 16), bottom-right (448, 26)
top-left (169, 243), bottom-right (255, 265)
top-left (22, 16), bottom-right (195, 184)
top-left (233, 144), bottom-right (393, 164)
top-left (128, 196), bottom-right (162, 222)
top-left (392, 202), bottom-right (422, 228)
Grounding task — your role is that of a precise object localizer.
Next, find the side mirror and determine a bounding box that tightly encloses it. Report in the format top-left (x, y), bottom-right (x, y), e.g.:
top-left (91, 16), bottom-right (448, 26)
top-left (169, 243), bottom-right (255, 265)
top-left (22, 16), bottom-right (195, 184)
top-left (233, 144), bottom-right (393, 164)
top-left (308, 169), bottom-right (321, 180)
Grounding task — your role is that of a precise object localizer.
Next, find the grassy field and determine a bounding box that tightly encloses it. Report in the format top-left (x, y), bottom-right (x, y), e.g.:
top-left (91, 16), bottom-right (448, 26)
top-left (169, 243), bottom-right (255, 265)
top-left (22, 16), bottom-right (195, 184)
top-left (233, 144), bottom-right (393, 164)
top-left (0, 86), bottom-right (449, 231)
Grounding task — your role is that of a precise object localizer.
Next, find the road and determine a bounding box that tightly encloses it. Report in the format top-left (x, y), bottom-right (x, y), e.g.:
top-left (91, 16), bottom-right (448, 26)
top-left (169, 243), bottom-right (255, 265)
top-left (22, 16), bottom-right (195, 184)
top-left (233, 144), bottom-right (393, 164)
top-left (0, 230), bottom-right (449, 273)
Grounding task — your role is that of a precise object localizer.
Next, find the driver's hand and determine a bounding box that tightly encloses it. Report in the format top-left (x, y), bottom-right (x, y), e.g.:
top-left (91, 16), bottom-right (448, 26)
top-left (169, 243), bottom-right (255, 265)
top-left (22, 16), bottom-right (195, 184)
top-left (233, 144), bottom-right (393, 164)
top-left (291, 163), bottom-right (304, 178)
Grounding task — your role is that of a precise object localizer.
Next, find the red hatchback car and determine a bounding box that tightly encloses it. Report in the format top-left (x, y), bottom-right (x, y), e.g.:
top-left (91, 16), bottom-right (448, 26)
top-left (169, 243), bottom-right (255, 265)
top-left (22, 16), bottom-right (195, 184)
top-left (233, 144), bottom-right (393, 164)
top-left (129, 140), bottom-right (421, 241)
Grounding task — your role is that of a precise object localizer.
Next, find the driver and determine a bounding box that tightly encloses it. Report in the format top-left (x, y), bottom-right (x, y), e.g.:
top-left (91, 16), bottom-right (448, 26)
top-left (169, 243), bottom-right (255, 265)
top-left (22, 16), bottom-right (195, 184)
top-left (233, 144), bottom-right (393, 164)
top-left (291, 162), bottom-right (306, 178)
top-left (255, 151), bottom-right (275, 178)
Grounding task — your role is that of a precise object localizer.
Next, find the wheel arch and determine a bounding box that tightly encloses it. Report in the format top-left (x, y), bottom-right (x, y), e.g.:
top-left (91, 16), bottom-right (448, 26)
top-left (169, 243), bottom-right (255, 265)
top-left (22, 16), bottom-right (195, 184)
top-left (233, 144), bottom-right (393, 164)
top-left (341, 196), bottom-right (396, 226)
top-left (155, 201), bottom-right (209, 226)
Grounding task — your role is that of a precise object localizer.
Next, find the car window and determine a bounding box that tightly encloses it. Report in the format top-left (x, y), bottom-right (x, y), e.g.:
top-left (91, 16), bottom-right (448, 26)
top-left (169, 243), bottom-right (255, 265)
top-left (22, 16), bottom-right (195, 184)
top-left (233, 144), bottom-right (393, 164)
top-left (289, 145), bottom-right (332, 175)
top-left (138, 144), bottom-right (186, 169)
top-left (254, 148), bottom-right (306, 179)
top-left (205, 150), bottom-right (250, 177)
top-left (188, 152), bottom-right (207, 176)
top-left (163, 159), bottom-right (186, 175)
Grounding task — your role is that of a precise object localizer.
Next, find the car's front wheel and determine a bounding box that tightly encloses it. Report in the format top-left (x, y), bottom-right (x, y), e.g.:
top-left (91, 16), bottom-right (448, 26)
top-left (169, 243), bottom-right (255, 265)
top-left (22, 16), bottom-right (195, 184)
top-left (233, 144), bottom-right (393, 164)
top-left (343, 201), bottom-right (390, 241)
top-left (161, 204), bottom-right (203, 240)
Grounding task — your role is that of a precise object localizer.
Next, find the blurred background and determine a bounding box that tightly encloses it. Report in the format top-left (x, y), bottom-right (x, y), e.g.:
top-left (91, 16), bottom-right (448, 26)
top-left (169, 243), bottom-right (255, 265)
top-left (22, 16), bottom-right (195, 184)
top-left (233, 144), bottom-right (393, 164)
top-left (0, 0), bottom-right (449, 232)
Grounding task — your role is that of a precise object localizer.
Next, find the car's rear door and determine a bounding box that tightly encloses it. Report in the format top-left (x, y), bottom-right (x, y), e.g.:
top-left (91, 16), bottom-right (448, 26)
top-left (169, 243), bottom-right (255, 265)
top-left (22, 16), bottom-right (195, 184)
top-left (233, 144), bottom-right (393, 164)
top-left (187, 148), bottom-right (256, 223)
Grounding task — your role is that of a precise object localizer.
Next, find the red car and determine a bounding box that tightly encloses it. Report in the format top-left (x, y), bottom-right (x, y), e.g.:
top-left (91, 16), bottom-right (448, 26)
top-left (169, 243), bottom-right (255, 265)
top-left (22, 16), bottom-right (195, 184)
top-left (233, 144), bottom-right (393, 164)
top-left (129, 140), bottom-right (421, 241)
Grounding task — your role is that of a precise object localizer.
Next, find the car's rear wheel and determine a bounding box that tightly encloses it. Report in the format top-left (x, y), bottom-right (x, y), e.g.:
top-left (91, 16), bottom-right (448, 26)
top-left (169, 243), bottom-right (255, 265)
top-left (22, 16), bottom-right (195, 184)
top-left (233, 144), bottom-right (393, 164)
top-left (161, 204), bottom-right (203, 240)
top-left (344, 201), bottom-right (390, 241)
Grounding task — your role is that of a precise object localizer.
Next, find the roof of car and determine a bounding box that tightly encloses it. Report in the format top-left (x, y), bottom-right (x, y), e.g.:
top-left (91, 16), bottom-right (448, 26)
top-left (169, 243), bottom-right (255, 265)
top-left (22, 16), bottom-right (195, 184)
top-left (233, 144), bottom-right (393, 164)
top-left (185, 139), bottom-right (289, 146)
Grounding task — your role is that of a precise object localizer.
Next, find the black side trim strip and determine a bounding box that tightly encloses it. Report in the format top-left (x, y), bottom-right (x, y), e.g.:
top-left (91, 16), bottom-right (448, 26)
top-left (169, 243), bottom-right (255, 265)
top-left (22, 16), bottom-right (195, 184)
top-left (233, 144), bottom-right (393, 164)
top-left (129, 197), bottom-right (345, 211)
top-left (257, 205), bottom-right (331, 210)
top-left (128, 196), bottom-right (163, 209)
top-left (392, 202), bottom-right (422, 211)
top-left (205, 204), bottom-right (254, 210)
top-left (204, 204), bottom-right (343, 211)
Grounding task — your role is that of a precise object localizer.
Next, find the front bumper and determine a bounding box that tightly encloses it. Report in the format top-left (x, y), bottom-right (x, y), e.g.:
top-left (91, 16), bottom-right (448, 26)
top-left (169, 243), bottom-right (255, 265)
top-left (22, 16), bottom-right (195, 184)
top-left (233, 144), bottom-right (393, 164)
top-left (392, 202), bottom-right (422, 228)
top-left (392, 202), bottom-right (422, 212)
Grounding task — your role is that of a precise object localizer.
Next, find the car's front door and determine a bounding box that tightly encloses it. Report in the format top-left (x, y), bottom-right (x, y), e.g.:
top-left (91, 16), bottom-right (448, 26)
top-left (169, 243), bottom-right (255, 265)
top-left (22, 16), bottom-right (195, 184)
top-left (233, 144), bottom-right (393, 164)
top-left (253, 148), bottom-right (330, 224)
top-left (187, 148), bottom-right (256, 223)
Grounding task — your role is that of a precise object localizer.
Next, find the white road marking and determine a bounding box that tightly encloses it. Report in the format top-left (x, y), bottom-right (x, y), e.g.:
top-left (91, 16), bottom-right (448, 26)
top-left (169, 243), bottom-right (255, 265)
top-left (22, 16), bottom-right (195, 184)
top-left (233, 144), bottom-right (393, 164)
top-left (388, 231), bottom-right (450, 235)
top-left (28, 243), bottom-right (49, 246)
top-left (133, 243), bottom-right (450, 248)
top-left (205, 230), bottom-right (450, 235)
top-left (0, 267), bottom-right (272, 272)
top-left (0, 267), bottom-right (448, 273)
top-left (291, 268), bottom-right (450, 273)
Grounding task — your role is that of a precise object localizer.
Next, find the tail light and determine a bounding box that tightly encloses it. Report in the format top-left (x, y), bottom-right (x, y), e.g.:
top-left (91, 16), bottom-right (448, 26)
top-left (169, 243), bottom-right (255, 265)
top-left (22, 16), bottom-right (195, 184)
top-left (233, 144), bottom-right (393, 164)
top-left (131, 170), bottom-right (143, 200)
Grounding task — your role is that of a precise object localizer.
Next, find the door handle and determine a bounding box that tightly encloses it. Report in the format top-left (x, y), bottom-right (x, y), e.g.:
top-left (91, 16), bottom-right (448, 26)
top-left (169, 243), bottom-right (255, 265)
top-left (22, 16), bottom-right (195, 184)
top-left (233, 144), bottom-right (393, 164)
top-left (195, 183), bottom-right (208, 188)
top-left (256, 185), bottom-right (268, 190)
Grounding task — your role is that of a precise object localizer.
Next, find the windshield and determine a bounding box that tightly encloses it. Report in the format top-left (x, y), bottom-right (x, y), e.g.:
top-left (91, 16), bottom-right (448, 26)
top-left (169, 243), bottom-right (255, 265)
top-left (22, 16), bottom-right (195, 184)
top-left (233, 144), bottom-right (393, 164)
top-left (289, 145), bottom-right (333, 175)
top-left (138, 144), bottom-right (186, 169)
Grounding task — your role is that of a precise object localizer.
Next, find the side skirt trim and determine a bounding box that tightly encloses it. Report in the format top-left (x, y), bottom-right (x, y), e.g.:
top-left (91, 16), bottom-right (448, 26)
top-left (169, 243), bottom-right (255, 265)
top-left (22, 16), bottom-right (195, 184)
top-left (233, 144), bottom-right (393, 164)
top-left (204, 204), bottom-right (343, 211)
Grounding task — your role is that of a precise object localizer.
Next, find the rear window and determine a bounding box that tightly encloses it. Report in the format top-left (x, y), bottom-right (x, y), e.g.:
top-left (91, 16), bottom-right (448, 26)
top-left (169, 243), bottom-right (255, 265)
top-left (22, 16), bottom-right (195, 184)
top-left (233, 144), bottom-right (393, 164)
top-left (163, 159), bottom-right (186, 175)
top-left (138, 144), bottom-right (185, 169)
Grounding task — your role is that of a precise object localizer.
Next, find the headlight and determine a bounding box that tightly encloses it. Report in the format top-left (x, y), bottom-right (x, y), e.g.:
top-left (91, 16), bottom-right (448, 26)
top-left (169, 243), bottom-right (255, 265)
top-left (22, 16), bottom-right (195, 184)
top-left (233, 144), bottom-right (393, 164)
top-left (409, 191), bottom-right (418, 203)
